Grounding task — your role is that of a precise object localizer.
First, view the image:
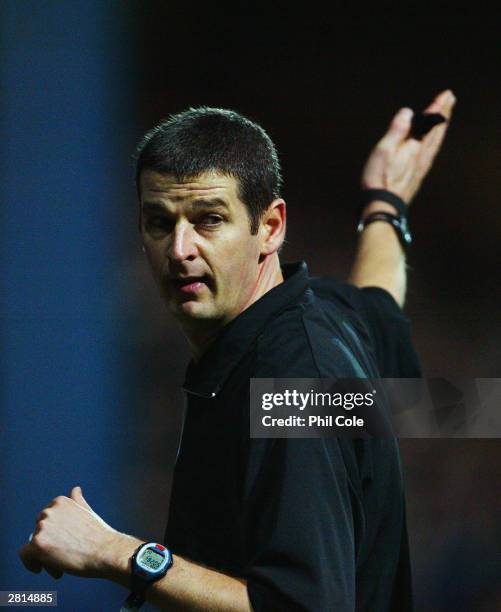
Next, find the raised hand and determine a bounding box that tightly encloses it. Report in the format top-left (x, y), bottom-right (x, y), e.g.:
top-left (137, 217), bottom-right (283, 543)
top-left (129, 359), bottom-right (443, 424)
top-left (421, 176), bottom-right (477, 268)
top-left (361, 89), bottom-right (456, 205)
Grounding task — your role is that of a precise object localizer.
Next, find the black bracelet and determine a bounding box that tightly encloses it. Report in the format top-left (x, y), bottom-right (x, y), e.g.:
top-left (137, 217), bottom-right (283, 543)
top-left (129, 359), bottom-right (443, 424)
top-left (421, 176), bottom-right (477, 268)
top-left (359, 189), bottom-right (408, 219)
top-left (357, 211), bottom-right (412, 250)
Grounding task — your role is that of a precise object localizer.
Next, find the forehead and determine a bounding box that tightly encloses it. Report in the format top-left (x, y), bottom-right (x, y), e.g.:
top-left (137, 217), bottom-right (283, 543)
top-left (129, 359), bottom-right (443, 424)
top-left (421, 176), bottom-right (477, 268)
top-left (140, 170), bottom-right (240, 203)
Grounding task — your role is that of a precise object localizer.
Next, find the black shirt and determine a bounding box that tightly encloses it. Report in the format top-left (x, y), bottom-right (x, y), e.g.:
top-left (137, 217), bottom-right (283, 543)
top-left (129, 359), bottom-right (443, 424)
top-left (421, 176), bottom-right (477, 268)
top-left (164, 261), bottom-right (421, 611)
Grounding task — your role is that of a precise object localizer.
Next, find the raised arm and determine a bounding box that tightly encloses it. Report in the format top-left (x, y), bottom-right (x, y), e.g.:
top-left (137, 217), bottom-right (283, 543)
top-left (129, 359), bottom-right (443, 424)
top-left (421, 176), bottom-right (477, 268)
top-left (348, 89), bottom-right (456, 307)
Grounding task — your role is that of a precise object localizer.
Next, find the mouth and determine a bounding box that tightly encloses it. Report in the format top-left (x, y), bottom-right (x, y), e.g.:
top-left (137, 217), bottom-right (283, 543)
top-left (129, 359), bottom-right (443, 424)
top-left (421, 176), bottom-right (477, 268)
top-left (169, 274), bottom-right (212, 295)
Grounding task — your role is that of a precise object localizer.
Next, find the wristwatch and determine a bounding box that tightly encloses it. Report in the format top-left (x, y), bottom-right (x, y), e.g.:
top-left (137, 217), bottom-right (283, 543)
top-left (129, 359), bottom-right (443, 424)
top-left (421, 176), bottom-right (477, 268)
top-left (121, 542), bottom-right (173, 611)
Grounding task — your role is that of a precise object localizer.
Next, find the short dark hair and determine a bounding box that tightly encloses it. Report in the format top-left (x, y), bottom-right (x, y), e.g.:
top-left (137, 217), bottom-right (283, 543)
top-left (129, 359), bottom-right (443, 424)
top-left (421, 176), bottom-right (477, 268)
top-left (134, 107), bottom-right (282, 234)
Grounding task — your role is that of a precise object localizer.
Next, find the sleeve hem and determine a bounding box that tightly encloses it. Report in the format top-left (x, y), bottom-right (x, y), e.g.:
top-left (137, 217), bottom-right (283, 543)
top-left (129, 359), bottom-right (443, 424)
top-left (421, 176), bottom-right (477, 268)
top-left (359, 285), bottom-right (406, 316)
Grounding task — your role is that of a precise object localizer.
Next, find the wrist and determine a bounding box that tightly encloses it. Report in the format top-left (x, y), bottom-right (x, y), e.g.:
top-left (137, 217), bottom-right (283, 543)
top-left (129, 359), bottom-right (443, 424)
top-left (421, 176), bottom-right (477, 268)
top-left (98, 532), bottom-right (143, 586)
top-left (360, 200), bottom-right (400, 221)
top-left (359, 188), bottom-right (409, 221)
top-left (357, 212), bottom-right (411, 252)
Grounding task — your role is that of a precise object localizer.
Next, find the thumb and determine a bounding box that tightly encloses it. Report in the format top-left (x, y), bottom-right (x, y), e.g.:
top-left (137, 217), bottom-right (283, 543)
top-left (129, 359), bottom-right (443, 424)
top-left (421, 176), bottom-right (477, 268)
top-left (70, 485), bottom-right (92, 511)
top-left (379, 107), bottom-right (414, 149)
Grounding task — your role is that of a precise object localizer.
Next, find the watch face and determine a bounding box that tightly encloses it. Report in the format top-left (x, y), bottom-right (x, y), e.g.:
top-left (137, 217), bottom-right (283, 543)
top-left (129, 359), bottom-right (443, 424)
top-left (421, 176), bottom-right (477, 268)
top-left (139, 547), bottom-right (165, 571)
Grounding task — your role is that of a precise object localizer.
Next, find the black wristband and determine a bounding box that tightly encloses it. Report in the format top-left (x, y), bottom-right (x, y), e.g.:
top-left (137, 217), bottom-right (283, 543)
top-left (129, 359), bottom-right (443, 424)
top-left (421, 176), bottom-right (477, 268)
top-left (357, 211), bottom-right (412, 250)
top-left (359, 189), bottom-right (408, 219)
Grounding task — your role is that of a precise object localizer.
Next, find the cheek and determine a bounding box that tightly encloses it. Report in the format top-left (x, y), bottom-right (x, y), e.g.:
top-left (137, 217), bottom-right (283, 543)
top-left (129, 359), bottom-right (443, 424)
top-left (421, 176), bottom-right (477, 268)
top-left (146, 251), bottom-right (160, 272)
top-left (207, 231), bottom-right (260, 295)
top-left (144, 245), bottom-right (165, 279)
top-left (221, 245), bottom-right (258, 290)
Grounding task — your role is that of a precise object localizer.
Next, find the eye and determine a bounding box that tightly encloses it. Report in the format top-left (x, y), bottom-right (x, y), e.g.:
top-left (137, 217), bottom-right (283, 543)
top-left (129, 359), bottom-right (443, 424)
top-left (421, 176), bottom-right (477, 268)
top-left (144, 216), bottom-right (173, 233)
top-left (198, 214), bottom-right (223, 227)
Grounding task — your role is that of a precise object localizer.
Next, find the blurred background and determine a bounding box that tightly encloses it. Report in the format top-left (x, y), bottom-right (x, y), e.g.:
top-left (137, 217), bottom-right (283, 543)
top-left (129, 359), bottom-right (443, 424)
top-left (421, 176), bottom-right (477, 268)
top-left (1, 2), bottom-right (500, 610)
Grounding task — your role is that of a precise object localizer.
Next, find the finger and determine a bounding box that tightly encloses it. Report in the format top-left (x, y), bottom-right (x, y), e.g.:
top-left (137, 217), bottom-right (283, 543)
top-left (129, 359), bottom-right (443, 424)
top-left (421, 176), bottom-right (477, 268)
top-left (379, 107), bottom-right (414, 149)
top-left (70, 485), bottom-right (92, 510)
top-left (19, 543), bottom-right (43, 574)
top-left (45, 564), bottom-right (64, 580)
top-left (36, 509), bottom-right (49, 523)
top-left (416, 91), bottom-right (455, 167)
top-left (424, 89), bottom-right (456, 119)
top-left (424, 89), bottom-right (450, 113)
top-left (46, 495), bottom-right (64, 509)
top-left (417, 119), bottom-right (450, 172)
top-left (409, 113), bottom-right (446, 140)
top-left (21, 543), bottom-right (63, 579)
top-left (421, 95), bottom-right (455, 150)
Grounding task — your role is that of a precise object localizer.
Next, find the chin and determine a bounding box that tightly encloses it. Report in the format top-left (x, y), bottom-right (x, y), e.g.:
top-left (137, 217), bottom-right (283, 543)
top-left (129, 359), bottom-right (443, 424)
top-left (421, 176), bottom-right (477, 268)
top-left (174, 299), bottom-right (215, 321)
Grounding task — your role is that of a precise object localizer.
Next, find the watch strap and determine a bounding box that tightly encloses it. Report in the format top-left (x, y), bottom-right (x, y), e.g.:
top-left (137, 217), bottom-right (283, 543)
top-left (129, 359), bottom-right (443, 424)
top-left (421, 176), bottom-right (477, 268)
top-left (121, 544), bottom-right (149, 611)
top-left (120, 592), bottom-right (144, 612)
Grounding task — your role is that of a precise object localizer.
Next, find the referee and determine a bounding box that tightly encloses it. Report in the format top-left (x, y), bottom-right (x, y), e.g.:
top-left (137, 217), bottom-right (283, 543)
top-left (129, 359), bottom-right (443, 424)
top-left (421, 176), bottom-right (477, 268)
top-left (20, 90), bottom-right (455, 611)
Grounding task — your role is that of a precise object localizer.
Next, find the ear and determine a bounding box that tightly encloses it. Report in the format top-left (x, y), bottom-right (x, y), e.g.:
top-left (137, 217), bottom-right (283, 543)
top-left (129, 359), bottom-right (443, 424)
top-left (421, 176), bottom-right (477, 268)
top-left (259, 199), bottom-right (286, 255)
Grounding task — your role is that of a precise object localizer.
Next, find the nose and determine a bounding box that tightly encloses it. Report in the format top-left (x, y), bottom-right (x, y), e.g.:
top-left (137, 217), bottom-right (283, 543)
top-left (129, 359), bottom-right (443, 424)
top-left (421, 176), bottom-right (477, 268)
top-left (167, 221), bottom-right (198, 263)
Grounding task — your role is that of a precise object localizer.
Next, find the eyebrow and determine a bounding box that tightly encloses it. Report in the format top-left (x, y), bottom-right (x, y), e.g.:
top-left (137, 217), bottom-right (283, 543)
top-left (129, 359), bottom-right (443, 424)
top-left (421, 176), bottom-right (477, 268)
top-left (141, 198), bottom-right (230, 213)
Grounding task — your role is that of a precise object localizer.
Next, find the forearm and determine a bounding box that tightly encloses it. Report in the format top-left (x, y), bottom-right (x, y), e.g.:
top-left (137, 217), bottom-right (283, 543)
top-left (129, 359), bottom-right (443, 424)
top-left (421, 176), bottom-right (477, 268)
top-left (348, 201), bottom-right (407, 307)
top-left (103, 534), bottom-right (252, 612)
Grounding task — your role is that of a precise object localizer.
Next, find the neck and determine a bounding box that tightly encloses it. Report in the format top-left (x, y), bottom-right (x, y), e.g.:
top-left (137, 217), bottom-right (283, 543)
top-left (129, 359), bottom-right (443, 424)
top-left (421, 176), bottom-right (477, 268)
top-left (186, 253), bottom-right (284, 362)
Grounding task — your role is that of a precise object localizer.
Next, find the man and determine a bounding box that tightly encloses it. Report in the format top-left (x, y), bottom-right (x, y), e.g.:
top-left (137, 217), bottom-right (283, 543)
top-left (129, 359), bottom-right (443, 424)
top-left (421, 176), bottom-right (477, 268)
top-left (20, 90), bottom-right (456, 610)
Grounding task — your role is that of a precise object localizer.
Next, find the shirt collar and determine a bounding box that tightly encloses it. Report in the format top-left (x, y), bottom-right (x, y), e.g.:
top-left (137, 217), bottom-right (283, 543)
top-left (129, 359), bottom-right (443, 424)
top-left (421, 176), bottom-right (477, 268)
top-left (182, 261), bottom-right (309, 398)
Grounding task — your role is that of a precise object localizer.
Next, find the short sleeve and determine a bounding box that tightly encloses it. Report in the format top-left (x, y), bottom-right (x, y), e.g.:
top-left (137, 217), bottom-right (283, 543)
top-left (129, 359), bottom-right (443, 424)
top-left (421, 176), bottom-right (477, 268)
top-left (309, 277), bottom-right (422, 378)
top-left (242, 437), bottom-right (356, 611)
top-left (355, 286), bottom-right (422, 378)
